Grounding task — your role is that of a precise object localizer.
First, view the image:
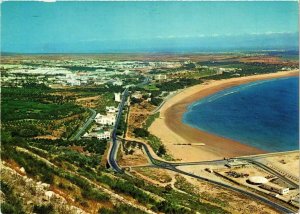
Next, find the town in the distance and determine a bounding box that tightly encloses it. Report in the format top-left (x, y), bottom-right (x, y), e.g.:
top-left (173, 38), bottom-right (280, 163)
top-left (1, 51), bottom-right (299, 214)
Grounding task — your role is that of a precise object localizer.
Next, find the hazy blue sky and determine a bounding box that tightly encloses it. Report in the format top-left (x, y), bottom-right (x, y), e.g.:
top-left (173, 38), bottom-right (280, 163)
top-left (1, 1), bottom-right (299, 53)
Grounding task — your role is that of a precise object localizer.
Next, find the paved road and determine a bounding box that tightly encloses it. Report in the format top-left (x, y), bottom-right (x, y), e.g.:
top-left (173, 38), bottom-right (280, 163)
top-left (120, 139), bottom-right (297, 213)
top-left (108, 76), bottom-right (149, 172)
top-left (239, 157), bottom-right (298, 189)
top-left (69, 108), bottom-right (96, 141)
top-left (107, 88), bottom-right (129, 173)
top-left (151, 89), bottom-right (182, 115)
top-left (106, 78), bottom-right (297, 213)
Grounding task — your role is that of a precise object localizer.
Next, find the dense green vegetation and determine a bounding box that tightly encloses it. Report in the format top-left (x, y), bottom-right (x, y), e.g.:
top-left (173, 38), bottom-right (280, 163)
top-left (32, 205), bottom-right (54, 214)
top-left (150, 97), bottom-right (163, 106)
top-left (67, 85), bottom-right (123, 95)
top-left (133, 128), bottom-right (150, 138)
top-left (116, 110), bottom-right (127, 137)
top-left (132, 128), bottom-right (168, 158)
top-left (143, 84), bottom-right (159, 91)
top-left (2, 86), bottom-right (88, 139)
top-left (117, 174), bottom-right (229, 214)
top-left (146, 134), bottom-right (167, 158)
top-left (2, 100), bottom-right (82, 121)
top-left (200, 61), bottom-right (290, 80)
top-left (3, 132), bottom-right (228, 213)
top-left (1, 140), bottom-right (110, 204)
top-left (60, 65), bottom-right (98, 71)
top-left (1, 181), bottom-right (25, 214)
top-left (156, 78), bottom-right (202, 92)
top-left (98, 204), bottom-right (147, 214)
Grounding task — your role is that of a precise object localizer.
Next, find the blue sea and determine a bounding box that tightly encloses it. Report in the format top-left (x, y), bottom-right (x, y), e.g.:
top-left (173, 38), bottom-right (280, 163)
top-left (183, 76), bottom-right (299, 152)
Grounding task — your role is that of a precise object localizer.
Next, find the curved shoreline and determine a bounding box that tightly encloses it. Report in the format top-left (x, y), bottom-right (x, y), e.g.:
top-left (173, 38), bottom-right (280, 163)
top-left (149, 70), bottom-right (299, 162)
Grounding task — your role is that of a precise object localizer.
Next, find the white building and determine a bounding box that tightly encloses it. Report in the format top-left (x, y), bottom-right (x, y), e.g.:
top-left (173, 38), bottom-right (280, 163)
top-left (67, 78), bottom-right (81, 86)
top-left (113, 79), bottom-right (123, 86)
top-left (95, 113), bottom-right (115, 126)
top-left (114, 93), bottom-right (121, 102)
top-left (154, 74), bottom-right (167, 81)
top-left (106, 106), bottom-right (118, 113)
top-left (132, 91), bottom-right (142, 99)
top-left (260, 183), bottom-right (289, 195)
top-left (225, 159), bottom-right (249, 168)
top-left (96, 131), bottom-right (111, 140)
top-left (82, 133), bottom-right (90, 138)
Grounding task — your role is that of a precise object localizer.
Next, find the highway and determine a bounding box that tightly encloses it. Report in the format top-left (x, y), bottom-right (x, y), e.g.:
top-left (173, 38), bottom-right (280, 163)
top-left (70, 108), bottom-right (96, 141)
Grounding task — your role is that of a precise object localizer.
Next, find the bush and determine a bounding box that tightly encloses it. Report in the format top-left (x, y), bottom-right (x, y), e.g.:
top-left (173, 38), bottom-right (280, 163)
top-left (130, 97), bottom-right (143, 104)
top-left (133, 128), bottom-right (149, 138)
top-left (157, 145), bottom-right (167, 156)
top-left (98, 204), bottom-right (147, 214)
top-left (150, 98), bottom-right (162, 106)
top-left (82, 188), bottom-right (109, 201)
top-left (1, 202), bottom-right (21, 214)
top-left (32, 204), bottom-right (54, 214)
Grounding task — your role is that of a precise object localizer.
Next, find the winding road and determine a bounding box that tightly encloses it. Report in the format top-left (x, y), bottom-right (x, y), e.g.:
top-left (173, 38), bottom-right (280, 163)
top-left (106, 79), bottom-right (298, 213)
top-left (119, 139), bottom-right (298, 213)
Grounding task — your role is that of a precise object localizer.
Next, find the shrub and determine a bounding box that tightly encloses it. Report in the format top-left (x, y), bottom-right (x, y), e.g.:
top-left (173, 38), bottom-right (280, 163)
top-left (32, 204), bottom-right (54, 214)
top-left (81, 188), bottom-right (109, 201)
top-left (133, 128), bottom-right (149, 138)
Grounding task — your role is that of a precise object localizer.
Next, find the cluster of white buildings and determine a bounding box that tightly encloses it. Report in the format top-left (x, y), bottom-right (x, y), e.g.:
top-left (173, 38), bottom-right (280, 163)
top-left (80, 102), bottom-right (120, 140)
top-left (95, 113), bottom-right (116, 126)
top-left (105, 61), bottom-right (180, 70)
top-left (83, 130), bottom-right (111, 140)
top-left (82, 106), bottom-right (119, 140)
top-left (1, 64), bottom-right (131, 88)
top-left (1, 59), bottom-right (195, 88)
top-left (94, 106), bottom-right (118, 126)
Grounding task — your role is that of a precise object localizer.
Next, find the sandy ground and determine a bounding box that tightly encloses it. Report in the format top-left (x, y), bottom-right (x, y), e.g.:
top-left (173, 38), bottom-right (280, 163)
top-left (260, 151), bottom-right (299, 179)
top-left (149, 70), bottom-right (299, 162)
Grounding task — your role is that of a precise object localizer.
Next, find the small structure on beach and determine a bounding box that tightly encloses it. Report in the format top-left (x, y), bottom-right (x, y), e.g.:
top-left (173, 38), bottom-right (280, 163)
top-left (247, 176), bottom-right (268, 185)
top-left (225, 159), bottom-right (249, 168)
top-left (260, 182), bottom-right (289, 195)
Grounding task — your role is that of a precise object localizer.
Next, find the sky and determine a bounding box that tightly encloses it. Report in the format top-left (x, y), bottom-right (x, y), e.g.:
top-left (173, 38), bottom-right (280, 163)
top-left (1, 1), bottom-right (299, 53)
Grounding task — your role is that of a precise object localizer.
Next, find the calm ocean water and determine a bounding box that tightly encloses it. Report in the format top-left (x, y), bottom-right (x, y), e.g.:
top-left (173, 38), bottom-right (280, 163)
top-left (183, 76), bottom-right (299, 152)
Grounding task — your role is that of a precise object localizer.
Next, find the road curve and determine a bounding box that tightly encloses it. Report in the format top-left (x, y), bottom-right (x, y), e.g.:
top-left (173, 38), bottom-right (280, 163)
top-left (120, 139), bottom-right (297, 214)
top-left (106, 78), bottom-right (297, 213)
top-left (108, 77), bottom-right (149, 172)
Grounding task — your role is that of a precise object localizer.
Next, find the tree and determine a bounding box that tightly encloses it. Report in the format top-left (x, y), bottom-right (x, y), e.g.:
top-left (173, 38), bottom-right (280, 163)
top-left (150, 98), bottom-right (162, 106)
top-left (133, 128), bottom-right (149, 138)
top-left (32, 204), bottom-right (54, 214)
top-left (164, 184), bottom-right (172, 192)
top-left (157, 145), bottom-right (166, 156)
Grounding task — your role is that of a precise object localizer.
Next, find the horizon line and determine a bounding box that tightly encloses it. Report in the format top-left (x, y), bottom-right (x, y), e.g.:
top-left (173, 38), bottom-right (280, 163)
top-left (1, 49), bottom-right (299, 56)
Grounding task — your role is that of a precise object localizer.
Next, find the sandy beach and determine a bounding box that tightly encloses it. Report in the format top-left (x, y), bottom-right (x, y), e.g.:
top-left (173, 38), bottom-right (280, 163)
top-left (149, 70), bottom-right (299, 162)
